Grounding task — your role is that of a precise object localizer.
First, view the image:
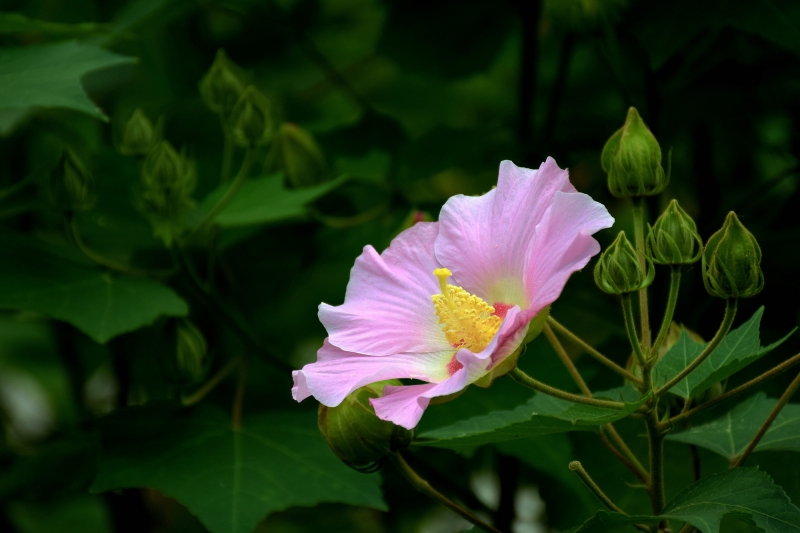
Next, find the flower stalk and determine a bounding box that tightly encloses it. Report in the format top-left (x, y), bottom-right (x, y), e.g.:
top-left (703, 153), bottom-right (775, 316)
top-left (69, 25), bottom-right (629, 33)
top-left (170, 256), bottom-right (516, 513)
top-left (509, 368), bottom-right (626, 409)
top-left (650, 267), bottom-right (681, 359)
top-left (632, 199), bottom-right (652, 351)
top-left (569, 461), bottom-right (626, 513)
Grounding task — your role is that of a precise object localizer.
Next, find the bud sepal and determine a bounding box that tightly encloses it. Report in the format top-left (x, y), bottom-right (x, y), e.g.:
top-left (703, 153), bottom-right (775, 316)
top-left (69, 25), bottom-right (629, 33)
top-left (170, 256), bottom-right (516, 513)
top-left (230, 86), bottom-right (274, 148)
top-left (646, 199), bottom-right (703, 265)
top-left (594, 231), bottom-right (655, 295)
top-left (702, 212), bottom-right (763, 299)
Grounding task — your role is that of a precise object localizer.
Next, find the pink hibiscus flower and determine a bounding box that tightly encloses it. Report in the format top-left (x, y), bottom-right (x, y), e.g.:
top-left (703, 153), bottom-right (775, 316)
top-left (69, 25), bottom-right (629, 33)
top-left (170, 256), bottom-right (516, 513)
top-left (292, 158), bottom-right (614, 429)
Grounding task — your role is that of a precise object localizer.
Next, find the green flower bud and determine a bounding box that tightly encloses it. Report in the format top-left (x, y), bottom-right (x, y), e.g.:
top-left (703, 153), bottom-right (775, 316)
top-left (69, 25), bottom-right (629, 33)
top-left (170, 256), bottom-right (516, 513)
top-left (229, 86), bottom-right (274, 148)
top-left (646, 199), bottom-right (702, 265)
top-left (120, 109), bottom-right (158, 156)
top-left (702, 212), bottom-right (763, 299)
top-left (140, 141), bottom-right (196, 245)
top-left (264, 123), bottom-right (327, 189)
top-left (176, 320), bottom-right (207, 383)
top-left (199, 49), bottom-right (247, 116)
top-left (594, 231), bottom-right (655, 295)
top-left (602, 107), bottom-right (668, 198)
top-left (318, 381), bottom-right (412, 472)
top-left (48, 149), bottom-right (93, 212)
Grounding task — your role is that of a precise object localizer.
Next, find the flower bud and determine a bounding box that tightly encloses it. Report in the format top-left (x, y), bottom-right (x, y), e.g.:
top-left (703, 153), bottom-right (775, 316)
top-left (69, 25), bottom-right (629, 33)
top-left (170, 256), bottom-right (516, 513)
top-left (48, 149), bottom-right (93, 212)
top-left (601, 107), bottom-right (668, 198)
top-left (318, 381), bottom-right (412, 472)
top-left (263, 122), bottom-right (328, 188)
top-left (594, 231), bottom-right (655, 295)
top-left (702, 212), bottom-right (763, 299)
top-left (646, 199), bottom-right (702, 265)
top-left (120, 109), bottom-right (158, 156)
top-left (139, 141), bottom-right (196, 245)
top-left (229, 86), bottom-right (273, 147)
top-left (176, 320), bottom-right (207, 383)
top-left (199, 49), bottom-right (247, 116)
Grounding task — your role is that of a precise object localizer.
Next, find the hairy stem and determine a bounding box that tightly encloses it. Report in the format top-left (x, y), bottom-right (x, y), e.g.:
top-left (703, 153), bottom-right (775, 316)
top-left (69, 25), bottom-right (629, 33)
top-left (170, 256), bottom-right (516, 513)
top-left (603, 425), bottom-right (650, 484)
top-left (662, 351), bottom-right (800, 430)
top-left (651, 267), bottom-right (681, 359)
top-left (622, 294), bottom-right (648, 376)
top-left (390, 452), bottom-right (502, 533)
top-left (644, 411), bottom-right (665, 515)
top-left (632, 199), bottom-right (651, 351)
top-left (599, 428), bottom-right (650, 485)
top-left (731, 370), bottom-right (800, 467)
top-left (192, 147), bottom-right (255, 238)
top-left (543, 323), bottom-right (591, 395)
top-left (546, 316), bottom-right (641, 384)
top-left (181, 357), bottom-right (242, 406)
top-left (509, 368), bottom-right (625, 409)
top-left (656, 299), bottom-right (737, 397)
top-left (569, 461), bottom-right (626, 513)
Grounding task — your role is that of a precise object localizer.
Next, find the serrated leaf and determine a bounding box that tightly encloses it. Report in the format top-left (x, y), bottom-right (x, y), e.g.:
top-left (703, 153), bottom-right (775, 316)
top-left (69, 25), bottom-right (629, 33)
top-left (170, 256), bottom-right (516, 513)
top-left (567, 469), bottom-right (800, 532)
top-left (654, 308), bottom-right (794, 399)
top-left (662, 468), bottom-right (800, 533)
top-left (415, 388), bottom-right (647, 450)
top-left (91, 405), bottom-right (386, 533)
top-left (195, 174), bottom-right (346, 228)
top-left (0, 40), bottom-right (135, 119)
top-left (666, 393), bottom-right (800, 459)
top-left (0, 235), bottom-right (187, 343)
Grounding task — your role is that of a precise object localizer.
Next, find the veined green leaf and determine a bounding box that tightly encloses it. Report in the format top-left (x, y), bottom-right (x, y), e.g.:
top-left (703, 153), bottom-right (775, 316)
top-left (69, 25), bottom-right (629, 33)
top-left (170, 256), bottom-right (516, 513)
top-left (91, 405), bottom-right (386, 533)
top-left (666, 393), bottom-right (800, 459)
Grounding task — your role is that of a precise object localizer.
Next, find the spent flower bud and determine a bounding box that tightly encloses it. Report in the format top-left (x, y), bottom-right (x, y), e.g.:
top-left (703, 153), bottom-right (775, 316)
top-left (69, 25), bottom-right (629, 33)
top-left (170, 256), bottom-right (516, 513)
top-left (199, 49), bottom-right (247, 116)
top-left (594, 231), bottom-right (654, 295)
top-left (230, 86), bottom-right (274, 147)
top-left (264, 122), bottom-right (327, 188)
top-left (602, 107), bottom-right (668, 198)
top-left (48, 149), bottom-right (93, 212)
top-left (318, 381), bottom-right (412, 472)
top-left (175, 320), bottom-right (208, 383)
top-left (702, 212), bottom-right (763, 299)
top-left (646, 199), bottom-right (702, 265)
top-left (120, 109), bottom-right (158, 156)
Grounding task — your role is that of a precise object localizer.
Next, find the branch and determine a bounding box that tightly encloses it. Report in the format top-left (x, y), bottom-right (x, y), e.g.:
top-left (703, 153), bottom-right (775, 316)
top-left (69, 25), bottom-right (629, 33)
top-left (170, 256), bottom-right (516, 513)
top-left (509, 368), bottom-right (626, 409)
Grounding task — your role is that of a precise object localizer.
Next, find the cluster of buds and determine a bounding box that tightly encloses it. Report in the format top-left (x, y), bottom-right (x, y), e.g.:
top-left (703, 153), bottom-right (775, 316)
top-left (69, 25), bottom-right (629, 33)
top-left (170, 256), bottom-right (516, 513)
top-left (318, 381), bottom-right (412, 472)
top-left (264, 122), bottom-right (327, 189)
top-left (139, 141), bottom-right (197, 246)
top-left (594, 231), bottom-right (654, 295)
top-left (47, 149), bottom-right (94, 213)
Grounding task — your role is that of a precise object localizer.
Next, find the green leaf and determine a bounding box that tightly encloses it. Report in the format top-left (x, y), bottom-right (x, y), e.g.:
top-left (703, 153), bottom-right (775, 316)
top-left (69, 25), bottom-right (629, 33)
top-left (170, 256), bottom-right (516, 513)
top-left (662, 468), bottom-right (800, 533)
top-left (654, 308), bottom-right (794, 399)
top-left (567, 469), bottom-right (800, 532)
top-left (415, 388), bottom-right (648, 451)
top-left (91, 405), bottom-right (386, 533)
top-left (0, 235), bottom-right (187, 343)
top-left (0, 13), bottom-right (109, 37)
top-left (0, 40), bottom-right (135, 119)
top-left (666, 393), bottom-right (800, 459)
top-left (6, 494), bottom-right (112, 533)
top-left (196, 174), bottom-right (346, 228)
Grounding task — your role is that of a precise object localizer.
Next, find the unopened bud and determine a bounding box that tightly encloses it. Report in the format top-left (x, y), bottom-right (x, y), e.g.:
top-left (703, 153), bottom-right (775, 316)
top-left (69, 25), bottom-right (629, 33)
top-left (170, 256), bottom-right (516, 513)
top-left (199, 49), bottom-right (247, 116)
top-left (230, 86), bottom-right (274, 147)
top-left (594, 231), bottom-right (654, 295)
top-left (140, 141), bottom-right (196, 245)
top-left (602, 107), bottom-right (668, 198)
top-left (647, 199), bottom-right (702, 265)
top-left (702, 212), bottom-right (763, 299)
top-left (176, 320), bottom-right (207, 383)
top-left (318, 381), bottom-right (412, 472)
top-left (263, 122), bottom-right (327, 188)
top-left (120, 109), bottom-right (158, 156)
top-left (48, 149), bottom-right (93, 212)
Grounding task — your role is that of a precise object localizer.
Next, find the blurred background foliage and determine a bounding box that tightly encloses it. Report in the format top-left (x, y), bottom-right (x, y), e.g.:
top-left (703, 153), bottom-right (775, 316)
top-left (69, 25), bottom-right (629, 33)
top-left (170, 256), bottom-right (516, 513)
top-left (1, 0), bottom-right (800, 532)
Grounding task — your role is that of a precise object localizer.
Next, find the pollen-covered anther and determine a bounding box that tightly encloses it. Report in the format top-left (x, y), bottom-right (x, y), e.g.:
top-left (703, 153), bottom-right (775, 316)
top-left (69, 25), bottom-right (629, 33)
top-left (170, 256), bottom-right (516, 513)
top-left (431, 268), bottom-right (502, 352)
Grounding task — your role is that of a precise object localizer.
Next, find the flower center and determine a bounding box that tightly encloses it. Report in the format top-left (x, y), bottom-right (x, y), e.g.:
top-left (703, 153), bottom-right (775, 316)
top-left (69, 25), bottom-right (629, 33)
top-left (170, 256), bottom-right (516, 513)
top-left (431, 268), bottom-right (503, 353)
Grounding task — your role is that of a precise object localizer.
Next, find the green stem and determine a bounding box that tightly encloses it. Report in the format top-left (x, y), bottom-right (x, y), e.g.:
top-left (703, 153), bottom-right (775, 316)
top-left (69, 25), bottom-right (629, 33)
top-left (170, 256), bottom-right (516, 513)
top-left (569, 461), bottom-right (626, 513)
top-left (645, 411), bottom-right (666, 515)
top-left (390, 452), bottom-right (502, 533)
top-left (192, 147), bottom-right (255, 238)
top-left (731, 370), bottom-right (800, 468)
top-left (622, 294), bottom-right (648, 374)
top-left (602, 425), bottom-right (650, 484)
top-left (232, 356), bottom-right (248, 431)
top-left (656, 299), bottom-right (738, 397)
top-left (543, 323), bottom-right (591, 396)
top-left (181, 357), bottom-right (242, 406)
top-left (650, 267), bottom-right (681, 360)
top-left (662, 351), bottom-right (800, 431)
top-left (220, 113), bottom-right (234, 183)
top-left (632, 198), bottom-right (651, 351)
top-left (509, 368), bottom-right (626, 410)
top-left (547, 316), bottom-right (641, 385)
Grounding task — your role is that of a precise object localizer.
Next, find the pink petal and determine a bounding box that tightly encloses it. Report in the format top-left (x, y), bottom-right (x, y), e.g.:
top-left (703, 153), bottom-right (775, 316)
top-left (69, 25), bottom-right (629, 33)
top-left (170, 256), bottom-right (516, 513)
top-left (292, 339), bottom-right (453, 407)
top-left (435, 158), bottom-right (577, 306)
top-left (319, 222), bottom-right (450, 356)
top-left (524, 191), bottom-right (614, 311)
